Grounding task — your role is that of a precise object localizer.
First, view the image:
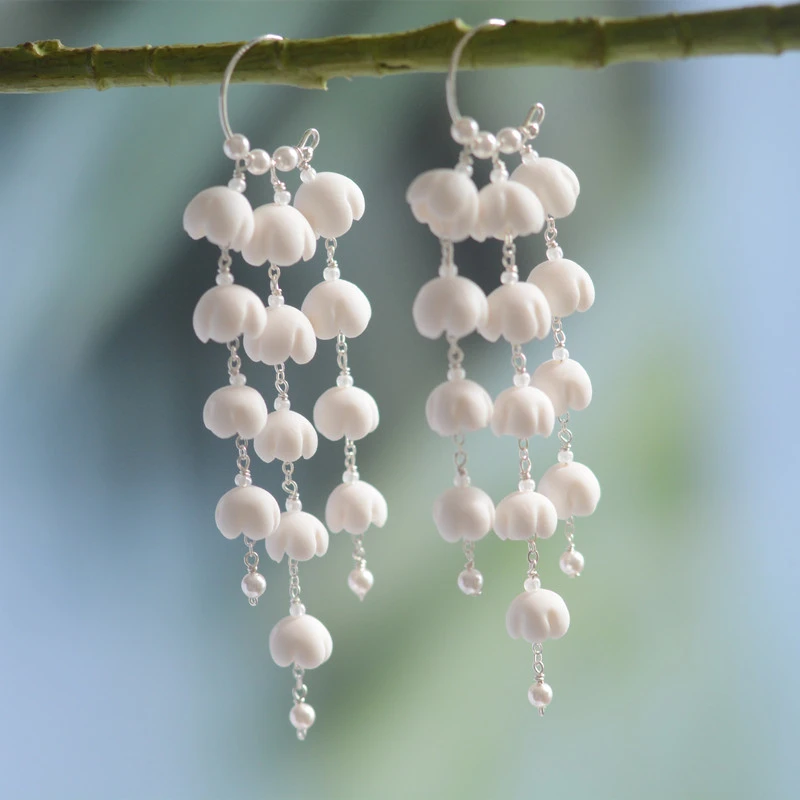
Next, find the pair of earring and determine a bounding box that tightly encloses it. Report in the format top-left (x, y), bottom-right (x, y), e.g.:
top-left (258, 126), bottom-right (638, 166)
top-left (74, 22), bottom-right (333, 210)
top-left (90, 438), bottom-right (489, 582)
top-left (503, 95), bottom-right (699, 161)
top-left (407, 19), bottom-right (600, 714)
top-left (182, 18), bottom-right (600, 739)
top-left (183, 35), bottom-right (387, 740)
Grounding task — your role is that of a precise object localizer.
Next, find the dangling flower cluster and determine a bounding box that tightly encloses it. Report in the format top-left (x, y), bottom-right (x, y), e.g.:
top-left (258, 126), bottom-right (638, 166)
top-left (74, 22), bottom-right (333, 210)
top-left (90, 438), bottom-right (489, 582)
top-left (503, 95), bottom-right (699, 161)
top-left (183, 127), bottom-right (385, 739)
top-left (406, 103), bottom-right (600, 714)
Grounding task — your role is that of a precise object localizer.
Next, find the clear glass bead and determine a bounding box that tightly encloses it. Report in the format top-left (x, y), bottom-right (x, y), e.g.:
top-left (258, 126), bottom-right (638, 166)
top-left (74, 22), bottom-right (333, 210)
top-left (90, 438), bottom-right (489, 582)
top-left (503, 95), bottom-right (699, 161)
top-left (559, 548), bottom-right (584, 577)
top-left (274, 190), bottom-right (292, 205)
top-left (241, 571), bottom-right (267, 599)
top-left (267, 293), bottom-right (285, 307)
top-left (300, 166), bottom-right (317, 183)
top-left (513, 371), bottom-right (531, 388)
top-left (227, 176), bottom-right (247, 193)
top-left (546, 246), bottom-right (564, 261)
top-left (518, 478), bottom-right (536, 493)
top-left (229, 372), bottom-right (247, 386)
top-left (235, 473), bottom-right (252, 487)
top-left (216, 271), bottom-right (234, 286)
top-left (521, 148), bottom-right (539, 165)
top-left (323, 266), bottom-right (340, 282)
top-left (500, 270), bottom-right (518, 285)
top-left (438, 263), bottom-right (458, 278)
top-left (274, 397), bottom-right (291, 411)
top-left (454, 162), bottom-right (473, 178)
top-left (457, 567), bottom-right (483, 596)
top-left (289, 601), bottom-right (306, 617)
top-left (223, 133), bottom-right (250, 160)
top-left (557, 449), bottom-right (574, 464)
top-left (552, 346), bottom-right (569, 361)
top-left (524, 576), bottom-right (541, 592)
top-left (453, 472), bottom-right (471, 488)
top-left (489, 167), bottom-right (508, 184)
top-left (447, 367), bottom-right (466, 381)
top-left (451, 116), bottom-right (479, 145)
top-left (343, 469), bottom-right (360, 484)
top-left (337, 374), bottom-right (354, 388)
top-left (285, 497), bottom-right (302, 512)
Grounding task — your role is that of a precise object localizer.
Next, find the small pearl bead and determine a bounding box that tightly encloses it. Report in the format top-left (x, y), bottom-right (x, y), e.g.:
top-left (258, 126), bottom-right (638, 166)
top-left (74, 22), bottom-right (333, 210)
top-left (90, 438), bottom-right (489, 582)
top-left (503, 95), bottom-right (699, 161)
top-left (274, 397), bottom-right (291, 411)
top-left (246, 149), bottom-right (272, 175)
top-left (521, 148), bottom-right (539, 165)
top-left (227, 176), bottom-right (247, 193)
top-left (285, 497), bottom-right (302, 513)
top-left (268, 294), bottom-right (285, 307)
top-left (472, 131), bottom-right (498, 159)
top-left (489, 167), bottom-right (508, 184)
top-left (274, 190), bottom-right (292, 206)
top-left (552, 346), bottom-right (569, 361)
top-left (348, 567), bottom-right (374, 601)
top-left (300, 167), bottom-right (317, 183)
top-left (557, 449), bottom-right (574, 464)
top-left (229, 372), bottom-right (247, 386)
top-left (447, 367), bottom-right (466, 381)
top-left (438, 263), bottom-right (458, 278)
top-left (546, 246), bottom-right (564, 261)
top-left (513, 371), bottom-right (531, 388)
top-left (235, 473), bottom-right (252, 487)
top-left (216, 271), bottom-right (234, 286)
top-left (241, 571), bottom-right (267, 599)
top-left (273, 145), bottom-right (299, 172)
top-left (323, 266), bottom-right (340, 282)
top-left (524, 576), bottom-right (541, 592)
top-left (458, 567), bottom-right (483, 596)
top-left (518, 478), bottom-right (536, 493)
top-left (289, 702), bottom-right (316, 731)
top-left (337, 374), bottom-right (354, 388)
top-left (500, 270), bottom-right (519, 285)
top-left (451, 116), bottom-right (479, 145)
top-left (223, 134), bottom-right (250, 160)
top-left (453, 472), bottom-right (471, 488)
top-left (560, 548), bottom-right (584, 577)
top-left (528, 681), bottom-right (553, 708)
top-left (342, 469), bottom-right (360, 484)
top-left (289, 601), bottom-right (306, 617)
top-left (497, 126), bottom-right (523, 154)
top-left (454, 162), bottom-right (473, 178)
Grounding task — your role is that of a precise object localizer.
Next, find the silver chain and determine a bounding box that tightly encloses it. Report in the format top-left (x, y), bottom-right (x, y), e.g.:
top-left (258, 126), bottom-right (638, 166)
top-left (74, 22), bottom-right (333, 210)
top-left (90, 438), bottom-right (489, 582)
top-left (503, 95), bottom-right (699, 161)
top-left (527, 536), bottom-right (540, 579)
top-left (564, 515), bottom-right (576, 550)
top-left (218, 248), bottom-right (232, 276)
top-left (446, 334), bottom-right (464, 371)
top-left (235, 435), bottom-right (251, 480)
top-left (336, 331), bottom-right (350, 376)
top-left (545, 215), bottom-right (559, 250)
top-left (351, 533), bottom-right (367, 569)
top-left (440, 239), bottom-right (454, 268)
top-left (452, 433), bottom-right (468, 477)
top-left (291, 663), bottom-right (309, 741)
top-left (325, 237), bottom-right (338, 268)
top-left (531, 642), bottom-right (546, 716)
top-left (462, 539), bottom-right (475, 570)
top-left (227, 338), bottom-right (242, 378)
top-left (288, 558), bottom-right (301, 604)
top-left (502, 233), bottom-right (518, 278)
top-left (558, 413), bottom-right (573, 452)
top-left (274, 363), bottom-right (289, 400)
top-left (268, 263), bottom-right (282, 297)
top-left (518, 438), bottom-right (532, 481)
top-left (242, 537), bottom-right (260, 606)
top-left (511, 343), bottom-right (527, 375)
top-left (344, 438), bottom-right (358, 473)
top-left (552, 317), bottom-right (567, 348)
top-left (281, 461), bottom-right (299, 499)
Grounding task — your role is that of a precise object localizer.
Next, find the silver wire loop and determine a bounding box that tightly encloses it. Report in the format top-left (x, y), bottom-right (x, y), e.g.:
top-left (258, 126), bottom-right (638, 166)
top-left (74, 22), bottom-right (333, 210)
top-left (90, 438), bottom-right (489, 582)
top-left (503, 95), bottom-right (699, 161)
top-left (446, 19), bottom-right (506, 123)
top-left (219, 34), bottom-right (284, 141)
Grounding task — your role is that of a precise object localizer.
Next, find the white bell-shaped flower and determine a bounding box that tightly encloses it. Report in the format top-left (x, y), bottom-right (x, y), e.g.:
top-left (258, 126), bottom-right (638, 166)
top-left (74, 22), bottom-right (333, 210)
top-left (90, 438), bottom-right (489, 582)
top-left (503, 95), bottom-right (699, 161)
top-left (537, 461), bottom-right (601, 519)
top-left (532, 358), bottom-right (592, 416)
top-left (269, 613), bottom-right (333, 669)
top-left (472, 181), bottom-right (545, 242)
top-left (242, 204), bottom-right (316, 267)
top-left (264, 510), bottom-right (329, 563)
top-left (412, 275), bottom-right (488, 339)
top-left (527, 257), bottom-right (594, 318)
top-left (253, 408), bottom-right (318, 463)
top-left (506, 587), bottom-right (570, 642)
top-left (432, 485), bottom-right (495, 544)
top-left (301, 279), bottom-right (372, 340)
top-left (313, 385), bottom-right (379, 441)
top-left (215, 485), bottom-right (281, 541)
top-left (494, 490), bottom-right (558, 541)
top-left (406, 168), bottom-right (479, 242)
top-left (243, 304), bottom-right (317, 365)
top-left (425, 379), bottom-right (493, 436)
top-left (183, 186), bottom-right (254, 251)
top-left (325, 480), bottom-right (388, 536)
top-left (192, 285), bottom-right (267, 344)
top-left (511, 157), bottom-right (580, 218)
top-left (478, 283), bottom-right (551, 344)
top-left (293, 172), bottom-right (365, 238)
top-left (491, 385), bottom-right (555, 438)
top-left (202, 385), bottom-right (268, 439)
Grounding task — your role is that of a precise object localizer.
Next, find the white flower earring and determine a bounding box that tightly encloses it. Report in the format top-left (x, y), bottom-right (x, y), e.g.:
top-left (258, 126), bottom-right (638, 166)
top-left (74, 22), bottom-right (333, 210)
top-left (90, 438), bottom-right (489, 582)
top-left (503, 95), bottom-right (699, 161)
top-left (183, 35), bottom-right (384, 740)
top-left (406, 19), bottom-right (600, 714)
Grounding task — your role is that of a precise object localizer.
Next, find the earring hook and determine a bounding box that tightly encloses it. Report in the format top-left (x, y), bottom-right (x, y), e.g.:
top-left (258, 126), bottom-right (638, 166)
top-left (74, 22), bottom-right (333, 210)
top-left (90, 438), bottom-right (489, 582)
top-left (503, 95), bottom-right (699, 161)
top-left (219, 34), bottom-right (284, 141)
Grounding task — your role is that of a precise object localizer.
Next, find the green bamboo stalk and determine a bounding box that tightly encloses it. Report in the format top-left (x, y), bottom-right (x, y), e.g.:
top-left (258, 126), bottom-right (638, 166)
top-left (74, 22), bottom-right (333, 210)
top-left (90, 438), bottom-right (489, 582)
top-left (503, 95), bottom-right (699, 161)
top-left (1, 4), bottom-right (798, 94)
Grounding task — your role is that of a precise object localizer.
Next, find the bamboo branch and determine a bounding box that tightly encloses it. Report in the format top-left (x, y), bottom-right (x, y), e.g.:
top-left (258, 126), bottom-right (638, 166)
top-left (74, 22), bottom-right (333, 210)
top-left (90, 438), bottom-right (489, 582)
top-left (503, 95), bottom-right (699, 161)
top-left (1, 3), bottom-right (798, 94)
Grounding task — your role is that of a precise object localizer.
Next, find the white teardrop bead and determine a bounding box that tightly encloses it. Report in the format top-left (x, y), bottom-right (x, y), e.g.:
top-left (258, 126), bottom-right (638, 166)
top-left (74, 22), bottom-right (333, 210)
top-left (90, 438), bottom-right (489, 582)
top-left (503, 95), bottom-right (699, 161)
top-left (406, 169), bottom-right (479, 243)
top-left (192, 284), bottom-right (267, 344)
top-left (313, 385), bottom-right (379, 441)
top-left (243, 304), bottom-right (317, 365)
top-left (241, 203), bottom-right (316, 267)
top-left (433, 485), bottom-right (495, 544)
top-left (325, 481), bottom-right (388, 535)
top-left (425, 379), bottom-right (493, 437)
top-left (532, 358), bottom-right (592, 416)
top-left (494, 490), bottom-right (558, 541)
top-left (301, 279), bottom-right (372, 340)
top-left (491, 385), bottom-right (555, 438)
top-left (253, 408), bottom-right (318, 463)
top-left (412, 275), bottom-right (488, 339)
top-left (264, 510), bottom-right (329, 563)
top-left (269, 613), bottom-right (333, 669)
top-left (348, 567), bottom-right (374, 600)
top-left (527, 257), bottom-right (595, 318)
top-left (183, 186), bottom-right (255, 251)
top-left (471, 181), bottom-right (545, 242)
top-left (506, 588), bottom-right (570, 642)
top-left (215, 485), bottom-right (281, 541)
top-left (478, 283), bottom-right (551, 344)
top-left (293, 171), bottom-right (365, 239)
top-left (511, 157), bottom-right (580, 218)
top-left (537, 461), bottom-right (601, 519)
top-left (203, 385), bottom-right (268, 439)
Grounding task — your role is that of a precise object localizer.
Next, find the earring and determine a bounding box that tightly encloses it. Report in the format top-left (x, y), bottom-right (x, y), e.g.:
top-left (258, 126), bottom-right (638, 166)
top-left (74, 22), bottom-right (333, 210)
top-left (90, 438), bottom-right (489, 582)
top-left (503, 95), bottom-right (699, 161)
top-left (406, 19), bottom-right (600, 714)
top-left (182, 35), bottom-right (384, 740)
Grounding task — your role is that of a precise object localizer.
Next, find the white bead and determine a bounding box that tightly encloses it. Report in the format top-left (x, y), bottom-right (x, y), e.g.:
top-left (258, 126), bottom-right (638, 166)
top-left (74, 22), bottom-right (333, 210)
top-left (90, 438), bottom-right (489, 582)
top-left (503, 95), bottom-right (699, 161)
top-left (242, 203), bottom-right (316, 267)
top-left (521, 148), bottom-right (539, 165)
top-left (274, 190), bottom-right (292, 206)
top-left (532, 358), bottom-right (592, 416)
top-left (342, 469), bottom-right (360, 484)
top-left (451, 116), bottom-right (479, 144)
top-left (557, 449), bottom-right (574, 464)
top-left (457, 567), bottom-right (484, 596)
top-left (325, 480), bottom-right (388, 535)
top-left (426, 379), bottom-right (493, 437)
top-left (269, 613), bottom-right (332, 670)
top-left (497, 127), bottom-right (523, 154)
top-left (223, 133), bottom-right (250, 160)
top-left (552, 346), bottom-right (569, 361)
top-left (348, 567), bottom-right (374, 600)
top-left (511, 157), bottom-right (580, 219)
top-left (479, 282), bottom-right (551, 345)
top-left (313, 385), bottom-right (380, 442)
top-left (413, 275), bottom-right (488, 339)
top-left (273, 145), bottom-right (299, 172)
top-left (453, 472), bottom-right (471, 488)
top-left (524, 576), bottom-right (542, 592)
top-left (299, 167), bottom-right (317, 183)
top-left (302, 279), bottom-right (372, 340)
top-left (489, 167), bottom-right (507, 184)
top-left (246, 149), bottom-right (271, 175)
top-left (507, 587), bottom-right (570, 642)
top-left (184, 186), bottom-right (255, 252)
top-left (241, 571), bottom-right (267, 599)
top-left (447, 367), bottom-right (466, 381)
top-left (294, 171), bottom-right (366, 238)
top-left (215, 271), bottom-right (234, 286)
top-left (538, 461), bottom-right (601, 519)
top-left (267, 293), bottom-right (285, 307)
top-left (407, 168), bottom-right (479, 242)
top-left (438, 262), bottom-right (458, 278)
top-left (274, 397), bottom-right (291, 411)
top-left (323, 266), bottom-right (340, 282)
top-left (289, 601), bottom-right (306, 617)
top-left (434, 486), bottom-right (494, 543)
top-left (518, 478), bottom-right (536, 493)
top-left (336, 374), bottom-right (354, 388)
top-left (546, 246), bottom-right (564, 261)
top-left (527, 257), bottom-right (595, 318)
top-left (472, 181), bottom-right (545, 243)
top-left (265, 510), bottom-right (329, 563)
top-left (560, 548), bottom-right (584, 577)
top-left (454, 162), bottom-right (474, 178)
top-left (285, 497), bottom-right (303, 513)
top-left (500, 270), bottom-right (518, 285)
top-left (289, 702), bottom-right (316, 731)
top-left (227, 176), bottom-right (247, 193)
top-left (234, 473), bottom-right (252, 487)
top-left (528, 682), bottom-right (553, 708)
top-left (203, 385), bottom-right (268, 439)
top-left (229, 373), bottom-right (246, 387)
top-left (472, 131), bottom-right (497, 159)
top-left (513, 371), bottom-right (531, 387)
top-left (495, 491), bottom-right (557, 541)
